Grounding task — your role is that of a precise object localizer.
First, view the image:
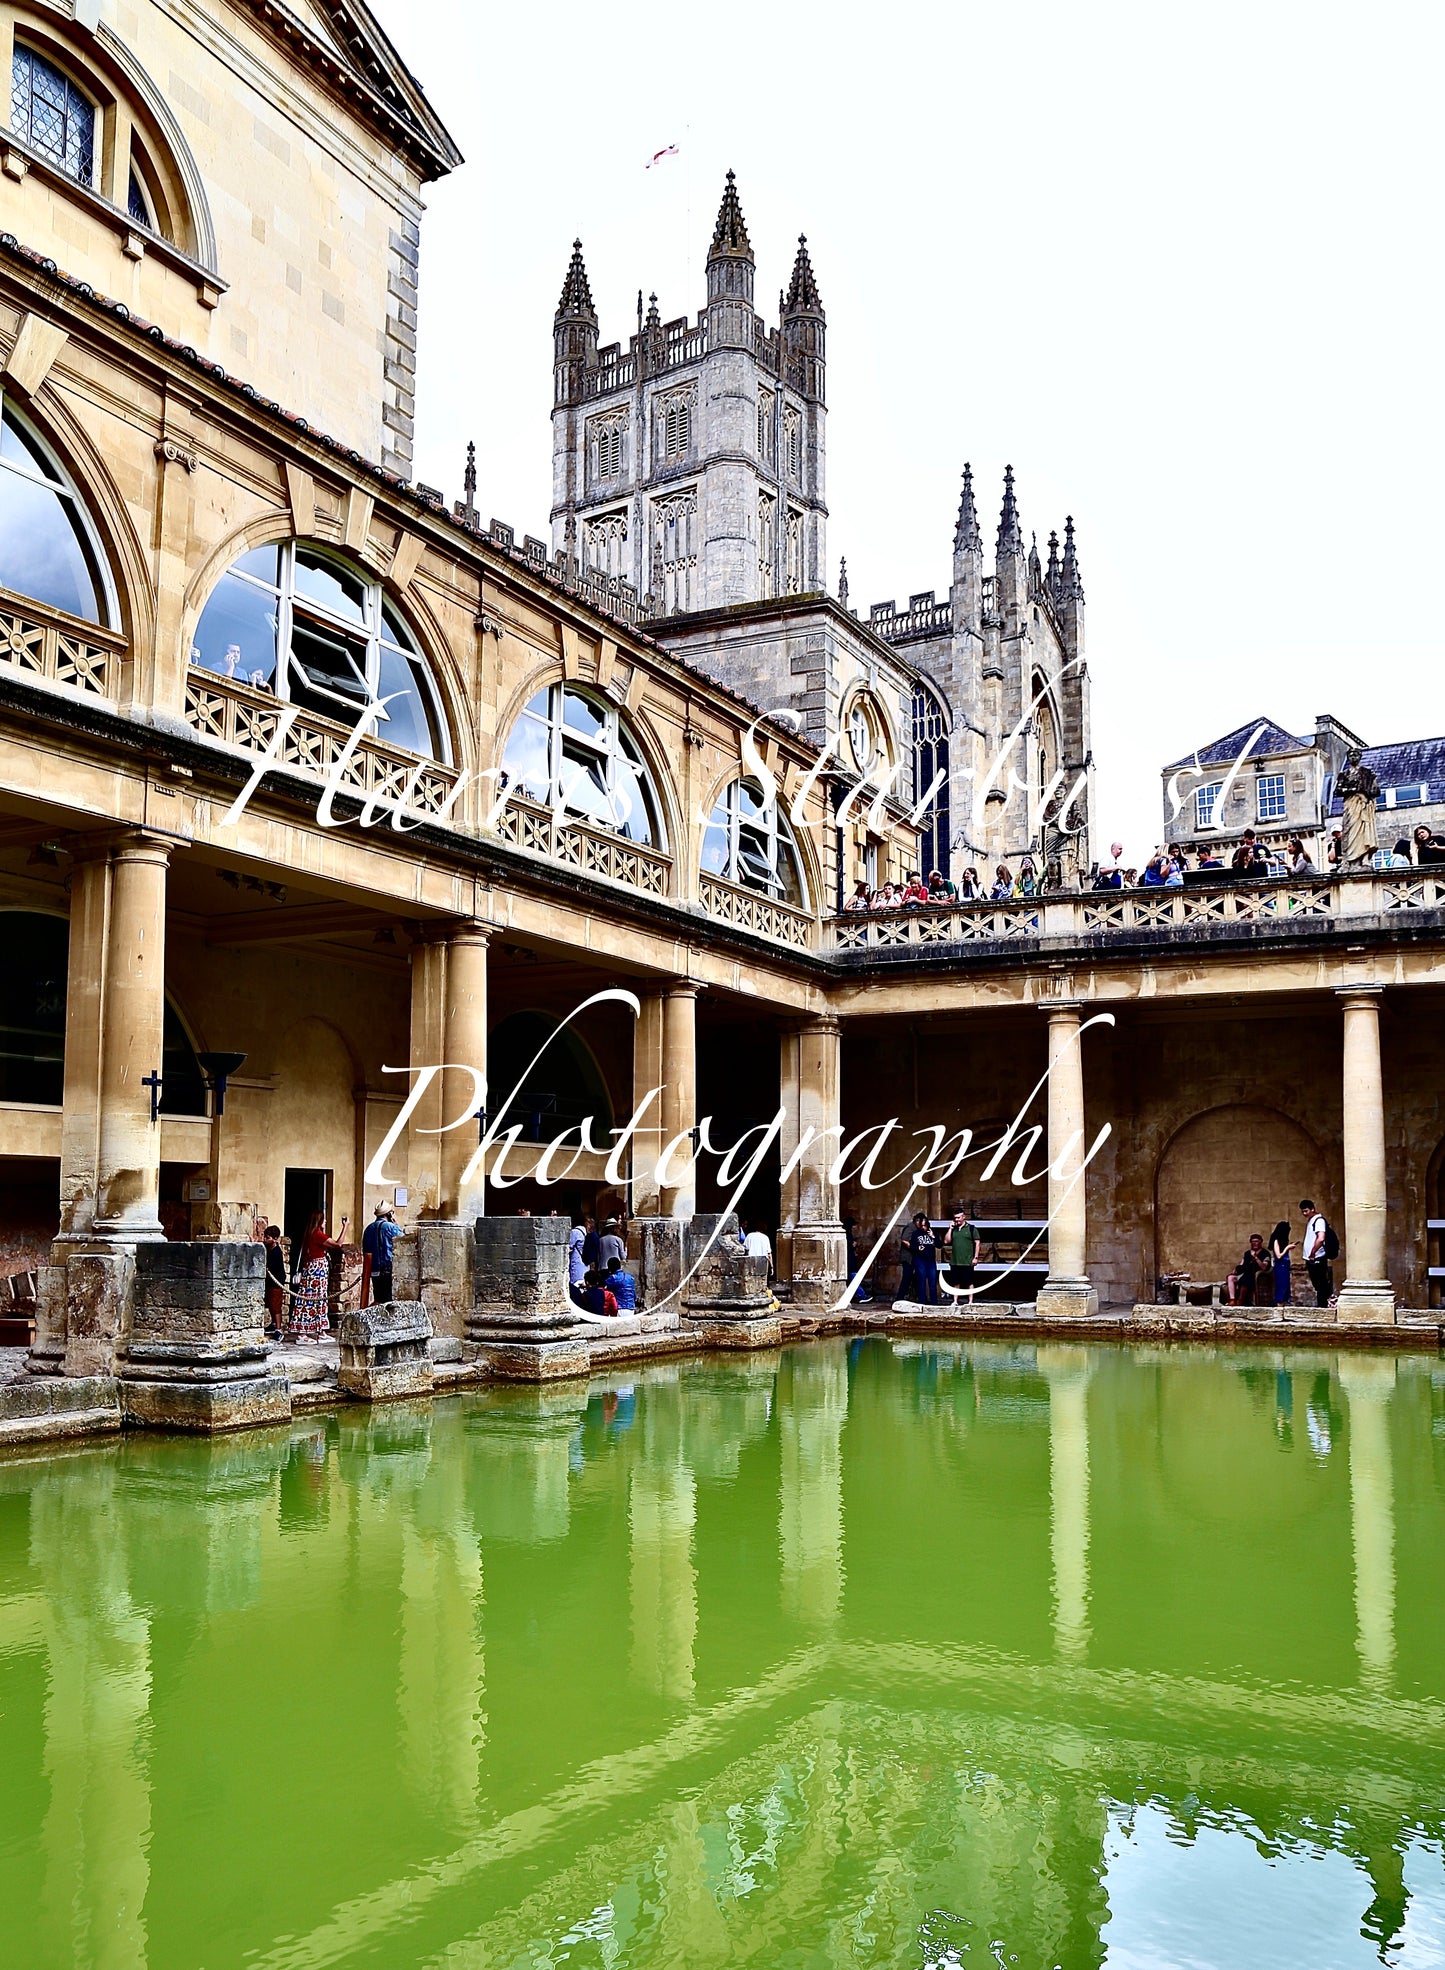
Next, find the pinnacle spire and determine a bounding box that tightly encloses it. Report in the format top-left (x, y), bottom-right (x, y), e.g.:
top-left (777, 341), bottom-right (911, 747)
top-left (996, 464), bottom-right (1023, 559)
top-left (954, 463), bottom-right (982, 554)
top-left (556, 238), bottom-right (596, 320)
top-left (1028, 530), bottom-right (1042, 587)
top-left (838, 555), bottom-right (849, 610)
top-left (463, 440), bottom-right (476, 505)
top-left (708, 170), bottom-right (753, 261)
top-left (783, 233), bottom-right (822, 314)
top-left (1060, 514), bottom-right (1083, 601)
top-left (1046, 529), bottom-right (1061, 586)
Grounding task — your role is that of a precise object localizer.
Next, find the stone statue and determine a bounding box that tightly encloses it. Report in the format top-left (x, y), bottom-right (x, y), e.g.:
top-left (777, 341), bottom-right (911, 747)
top-left (1336, 748), bottom-right (1380, 867)
top-left (1042, 790), bottom-right (1086, 892)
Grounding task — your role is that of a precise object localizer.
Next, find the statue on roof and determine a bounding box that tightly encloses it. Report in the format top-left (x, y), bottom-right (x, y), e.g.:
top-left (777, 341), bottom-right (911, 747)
top-left (1336, 747), bottom-right (1380, 867)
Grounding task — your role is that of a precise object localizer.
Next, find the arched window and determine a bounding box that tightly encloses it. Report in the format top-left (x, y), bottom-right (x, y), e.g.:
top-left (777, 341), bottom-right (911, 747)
top-left (499, 684), bottom-right (663, 846)
top-left (487, 1011), bottom-right (614, 1141)
top-left (0, 396), bottom-right (111, 624)
top-left (0, 911), bottom-right (204, 1113)
top-left (702, 778), bottom-right (807, 906)
top-left (10, 45), bottom-right (95, 186)
top-left (911, 683), bottom-right (950, 879)
top-left (190, 542), bottom-right (449, 761)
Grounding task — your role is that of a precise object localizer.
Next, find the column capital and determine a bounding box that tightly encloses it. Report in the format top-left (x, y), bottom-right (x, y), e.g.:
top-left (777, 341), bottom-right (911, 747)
top-left (79, 827), bottom-right (180, 867)
top-left (1335, 984), bottom-right (1384, 1005)
top-left (793, 1011), bottom-right (842, 1037)
top-left (664, 979), bottom-right (702, 1001)
top-left (445, 919), bottom-right (495, 950)
top-left (1040, 997), bottom-right (1085, 1020)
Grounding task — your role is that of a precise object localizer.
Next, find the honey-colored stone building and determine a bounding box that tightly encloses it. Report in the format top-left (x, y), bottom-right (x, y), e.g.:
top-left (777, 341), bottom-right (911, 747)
top-left (0, 0), bottom-right (1441, 1423)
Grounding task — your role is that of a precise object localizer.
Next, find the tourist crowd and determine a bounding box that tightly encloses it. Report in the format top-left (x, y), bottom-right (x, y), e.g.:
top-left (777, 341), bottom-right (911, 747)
top-left (840, 824), bottom-right (1445, 915)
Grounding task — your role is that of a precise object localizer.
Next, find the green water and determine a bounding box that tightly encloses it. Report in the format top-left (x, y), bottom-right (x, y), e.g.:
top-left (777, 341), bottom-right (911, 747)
top-left (2, 1340), bottom-right (1444, 1969)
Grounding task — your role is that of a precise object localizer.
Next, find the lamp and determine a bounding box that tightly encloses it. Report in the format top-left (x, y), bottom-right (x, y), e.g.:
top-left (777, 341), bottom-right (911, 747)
top-left (197, 1050), bottom-right (247, 1116)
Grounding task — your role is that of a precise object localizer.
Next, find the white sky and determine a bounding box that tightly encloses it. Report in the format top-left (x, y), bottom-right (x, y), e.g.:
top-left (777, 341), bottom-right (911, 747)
top-left (381, 0), bottom-right (1445, 865)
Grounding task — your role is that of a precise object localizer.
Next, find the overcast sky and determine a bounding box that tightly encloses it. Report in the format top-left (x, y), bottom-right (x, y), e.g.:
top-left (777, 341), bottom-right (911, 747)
top-left (381, 0), bottom-right (1445, 862)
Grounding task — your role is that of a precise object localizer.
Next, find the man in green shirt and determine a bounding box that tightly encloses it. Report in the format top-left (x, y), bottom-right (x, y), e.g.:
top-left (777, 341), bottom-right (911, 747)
top-left (947, 1209), bottom-right (977, 1296)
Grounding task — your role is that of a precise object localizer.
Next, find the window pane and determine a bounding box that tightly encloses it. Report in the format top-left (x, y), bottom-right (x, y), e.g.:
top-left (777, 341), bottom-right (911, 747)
top-left (292, 550), bottom-right (368, 627)
top-left (561, 689), bottom-right (607, 741)
top-left (559, 735), bottom-right (614, 827)
top-left (288, 615), bottom-right (369, 717)
top-left (0, 464), bottom-right (100, 621)
top-left (231, 544), bottom-right (281, 585)
top-left (0, 408), bottom-right (57, 480)
top-left (610, 751), bottom-right (656, 845)
top-left (374, 644), bottom-right (439, 757)
top-left (737, 825), bottom-right (776, 891)
top-left (776, 837), bottom-right (805, 907)
top-left (191, 571), bottom-right (278, 686)
top-left (381, 599), bottom-right (418, 650)
top-left (738, 780), bottom-right (767, 820)
top-left (127, 170), bottom-right (149, 225)
top-left (500, 713), bottom-right (550, 801)
top-left (12, 47), bottom-right (94, 183)
top-left (523, 687), bottom-right (550, 718)
top-left (701, 819), bottom-right (730, 876)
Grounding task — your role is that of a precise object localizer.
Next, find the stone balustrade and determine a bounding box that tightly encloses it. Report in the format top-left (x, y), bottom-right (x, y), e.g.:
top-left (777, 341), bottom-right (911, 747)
top-left (0, 592), bottom-right (124, 701)
top-left (830, 869), bottom-right (1445, 956)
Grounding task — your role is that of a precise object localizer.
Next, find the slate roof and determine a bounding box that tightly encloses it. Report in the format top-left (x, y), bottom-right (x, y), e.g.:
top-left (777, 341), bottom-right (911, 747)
top-left (1164, 718), bottom-right (1306, 772)
top-left (1326, 735), bottom-right (1445, 816)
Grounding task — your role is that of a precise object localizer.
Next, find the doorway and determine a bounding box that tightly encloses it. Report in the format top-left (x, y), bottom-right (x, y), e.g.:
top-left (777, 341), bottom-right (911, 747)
top-left (283, 1168), bottom-right (331, 1276)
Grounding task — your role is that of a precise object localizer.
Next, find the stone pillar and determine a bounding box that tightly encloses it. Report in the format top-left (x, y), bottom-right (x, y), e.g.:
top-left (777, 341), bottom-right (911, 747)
top-left (439, 922), bottom-right (490, 1222)
top-left (629, 989), bottom-right (667, 1218)
top-left (784, 1015), bottom-right (847, 1312)
top-left (1035, 1001), bottom-right (1098, 1320)
top-left (55, 843), bottom-right (109, 1246)
top-left (93, 832), bottom-right (172, 1241)
top-left (405, 932), bottom-right (447, 1215)
top-left (1336, 987), bottom-right (1395, 1323)
top-left (119, 1241), bottom-right (289, 1431)
top-left (467, 1215), bottom-right (590, 1378)
top-left (659, 983), bottom-right (699, 1220)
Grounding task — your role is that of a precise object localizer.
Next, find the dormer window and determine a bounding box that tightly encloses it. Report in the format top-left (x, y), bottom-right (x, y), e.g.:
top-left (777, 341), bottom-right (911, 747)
top-left (11, 45), bottom-right (95, 186)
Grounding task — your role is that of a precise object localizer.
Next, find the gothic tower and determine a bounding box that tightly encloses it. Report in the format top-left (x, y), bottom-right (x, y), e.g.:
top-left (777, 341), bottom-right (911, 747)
top-left (549, 174), bottom-right (828, 613)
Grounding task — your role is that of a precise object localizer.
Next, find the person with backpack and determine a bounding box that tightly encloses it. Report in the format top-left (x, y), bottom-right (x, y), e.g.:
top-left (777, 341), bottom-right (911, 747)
top-left (1300, 1199), bottom-right (1338, 1307)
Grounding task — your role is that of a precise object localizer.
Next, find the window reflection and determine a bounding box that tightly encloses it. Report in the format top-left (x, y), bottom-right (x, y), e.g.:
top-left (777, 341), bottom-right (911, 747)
top-left (0, 400), bottom-right (108, 624)
top-left (703, 778), bottom-right (806, 905)
top-left (190, 543), bottom-right (448, 762)
top-left (498, 684), bottom-right (663, 847)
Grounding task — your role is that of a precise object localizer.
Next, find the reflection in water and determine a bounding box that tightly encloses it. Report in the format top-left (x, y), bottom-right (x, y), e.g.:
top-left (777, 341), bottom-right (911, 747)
top-left (0, 1342), bottom-right (1443, 1968)
top-left (1040, 1345), bottom-right (1093, 1664)
top-left (1341, 1356), bottom-right (1398, 1694)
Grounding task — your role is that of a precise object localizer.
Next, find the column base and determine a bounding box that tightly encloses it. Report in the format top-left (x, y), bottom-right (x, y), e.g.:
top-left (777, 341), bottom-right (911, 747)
top-left (119, 1370), bottom-right (291, 1433)
top-left (471, 1338), bottom-right (593, 1381)
top-left (785, 1223), bottom-right (847, 1311)
top-left (1334, 1282), bottom-right (1397, 1326)
top-left (1034, 1279), bottom-right (1100, 1321)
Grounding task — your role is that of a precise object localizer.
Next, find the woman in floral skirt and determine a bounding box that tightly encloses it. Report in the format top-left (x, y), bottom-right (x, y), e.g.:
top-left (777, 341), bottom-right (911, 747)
top-left (289, 1210), bottom-right (348, 1341)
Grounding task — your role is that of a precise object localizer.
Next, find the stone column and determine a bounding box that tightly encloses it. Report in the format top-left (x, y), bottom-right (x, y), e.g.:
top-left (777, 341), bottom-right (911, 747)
top-left (629, 990), bottom-right (667, 1218)
top-left (93, 832), bottom-right (172, 1242)
top-left (55, 843), bottom-right (110, 1245)
top-left (439, 922), bottom-right (490, 1222)
top-left (1336, 987), bottom-right (1395, 1323)
top-left (659, 983), bottom-right (699, 1220)
top-left (786, 1015), bottom-right (847, 1311)
top-left (405, 932), bottom-right (447, 1215)
top-left (1035, 1001), bottom-right (1098, 1320)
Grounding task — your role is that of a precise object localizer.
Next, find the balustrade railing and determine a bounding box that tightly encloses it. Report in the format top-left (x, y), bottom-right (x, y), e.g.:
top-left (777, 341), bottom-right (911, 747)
top-left (0, 593), bottom-right (123, 701)
top-left (830, 871), bottom-right (1445, 953)
top-left (183, 670), bottom-right (462, 820)
top-left (490, 793), bottom-right (670, 896)
top-left (698, 873), bottom-right (814, 949)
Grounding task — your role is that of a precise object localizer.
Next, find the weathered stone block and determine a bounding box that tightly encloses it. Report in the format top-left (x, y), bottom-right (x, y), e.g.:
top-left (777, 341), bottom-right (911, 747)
top-left (120, 1375), bottom-right (291, 1432)
top-left (412, 1221), bottom-right (472, 1340)
top-left (338, 1300), bottom-right (435, 1401)
top-left (0, 1373), bottom-right (121, 1446)
top-left (27, 1262), bottom-right (67, 1375)
top-left (468, 1216), bottom-right (586, 1345)
top-left (120, 1241), bottom-right (284, 1431)
top-left (63, 1249), bottom-right (135, 1377)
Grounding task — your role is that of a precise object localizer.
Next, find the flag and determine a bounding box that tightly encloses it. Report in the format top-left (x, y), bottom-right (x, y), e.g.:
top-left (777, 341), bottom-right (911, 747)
top-left (646, 144), bottom-right (679, 169)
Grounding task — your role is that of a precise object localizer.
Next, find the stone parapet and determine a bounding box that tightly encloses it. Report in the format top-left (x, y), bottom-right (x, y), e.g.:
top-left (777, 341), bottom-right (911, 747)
top-left (338, 1301), bottom-right (435, 1401)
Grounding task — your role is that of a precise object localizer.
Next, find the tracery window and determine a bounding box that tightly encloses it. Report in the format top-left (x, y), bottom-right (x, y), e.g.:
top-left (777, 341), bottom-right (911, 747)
top-left (652, 489), bottom-right (697, 614)
top-left (911, 683), bottom-right (950, 879)
top-left (587, 412), bottom-right (628, 488)
top-left (757, 387), bottom-right (774, 463)
top-left (657, 388), bottom-right (694, 464)
top-left (190, 542), bottom-right (448, 760)
top-left (11, 45), bottom-right (95, 185)
top-left (0, 397), bottom-right (111, 624)
top-left (499, 683), bottom-right (663, 846)
top-left (702, 777), bottom-right (807, 906)
top-left (785, 508), bottom-right (804, 594)
top-left (757, 491), bottom-right (776, 599)
top-left (783, 404), bottom-right (802, 482)
top-left (584, 510), bottom-right (628, 582)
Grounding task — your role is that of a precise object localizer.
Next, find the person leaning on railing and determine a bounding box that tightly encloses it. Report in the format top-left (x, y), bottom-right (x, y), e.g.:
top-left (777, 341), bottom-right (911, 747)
top-left (843, 880), bottom-right (871, 912)
top-left (1414, 824), bottom-right (1445, 865)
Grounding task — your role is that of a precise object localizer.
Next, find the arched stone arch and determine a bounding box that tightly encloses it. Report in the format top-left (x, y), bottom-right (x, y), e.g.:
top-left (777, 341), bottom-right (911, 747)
top-left (1154, 1103), bottom-right (1328, 1287)
top-left (6, 382), bottom-right (154, 653)
top-left (181, 526), bottom-right (465, 771)
top-left (696, 765), bottom-right (818, 913)
top-left (10, 7), bottom-right (218, 266)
